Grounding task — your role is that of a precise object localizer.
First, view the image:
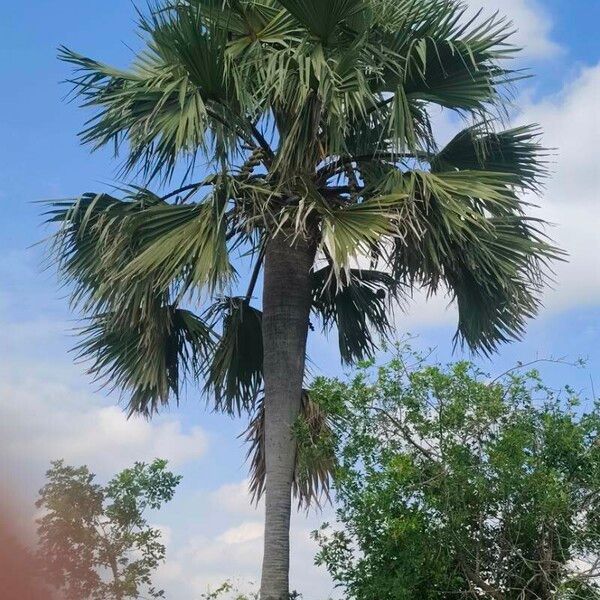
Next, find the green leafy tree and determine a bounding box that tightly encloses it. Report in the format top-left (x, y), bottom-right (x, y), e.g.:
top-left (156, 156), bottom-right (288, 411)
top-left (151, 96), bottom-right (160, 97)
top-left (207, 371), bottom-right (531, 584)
top-left (312, 350), bottom-right (600, 599)
top-left (36, 459), bottom-right (181, 600)
top-left (200, 581), bottom-right (259, 600)
top-left (45, 1), bottom-right (562, 597)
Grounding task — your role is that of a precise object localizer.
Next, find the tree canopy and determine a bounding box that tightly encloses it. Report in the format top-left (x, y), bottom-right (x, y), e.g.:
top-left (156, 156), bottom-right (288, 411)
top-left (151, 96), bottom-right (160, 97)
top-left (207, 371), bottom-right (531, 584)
top-left (36, 459), bottom-right (181, 600)
top-left (312, 350), bottom-right (600, 599)
top-left (47, 0), bottom-right (561, 428)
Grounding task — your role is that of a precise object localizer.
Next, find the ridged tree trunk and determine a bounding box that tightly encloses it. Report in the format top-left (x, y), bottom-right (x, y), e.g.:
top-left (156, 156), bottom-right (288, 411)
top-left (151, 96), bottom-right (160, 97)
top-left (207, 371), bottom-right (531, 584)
top-left (260, 231), bottom-right (315, 600)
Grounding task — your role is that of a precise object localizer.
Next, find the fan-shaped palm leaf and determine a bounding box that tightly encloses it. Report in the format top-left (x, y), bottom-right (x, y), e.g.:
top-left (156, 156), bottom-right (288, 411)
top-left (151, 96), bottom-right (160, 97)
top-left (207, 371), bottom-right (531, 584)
top-left (77, 305), bottom-right (214, 417)
top-left (206, 297), bottom-right (264, 414)
top-left (45, 189), bottom-right (163, 314)
top-left (312, 266), bottom-right (402, 363)
top-left (317, 194), bottom-right (405, 279)
top-left (276, 0), bottom-right (368, 43)
top-left (387, 169), bottom-right (562, 353)
top-left (120, 195), bottom-right (234, 296)
top-left (432, 123), bottom-right (549, 192)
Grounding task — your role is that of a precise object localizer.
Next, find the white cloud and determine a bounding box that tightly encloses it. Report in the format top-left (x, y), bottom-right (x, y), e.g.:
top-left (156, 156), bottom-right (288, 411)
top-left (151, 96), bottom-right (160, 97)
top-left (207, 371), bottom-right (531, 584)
top-left (158, 518), bottom-right (334, 599)
top-left (0, 249), bottom-right (209, 484)
top-left (154, 479), bottom-right (336, 599)
top-left (217, 521), bottom-right (263, 545)
top-left (0, 373), bottom-right (207, 478)
top-left (397, 288), bottom-right (456, 330)
top-left (516, 65), bottom-right (600, 313)
top-left (209, 479), bottom-right (263, 518)
top-left (0, 311), bottom-right (208, 500)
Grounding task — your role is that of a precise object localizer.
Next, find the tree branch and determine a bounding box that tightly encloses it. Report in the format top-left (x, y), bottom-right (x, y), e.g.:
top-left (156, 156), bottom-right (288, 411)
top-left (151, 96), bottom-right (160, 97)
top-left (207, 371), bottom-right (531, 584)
top-left (489, 357), bottom-right (578, 385)
top-left (249, 123), bottom-right (275, 162)
top-left (460, 563), bottom-right (504, 600)
top-left (160, 180), bottom-right (214, 202)
top-left (371, 406), bottom-right (440, 462)
top-left (317, 151), bottom-right (431, 182)
top-left (366, 96), bottom-right (395, 115)
top-left (321, 185), bottom-right (365, 196)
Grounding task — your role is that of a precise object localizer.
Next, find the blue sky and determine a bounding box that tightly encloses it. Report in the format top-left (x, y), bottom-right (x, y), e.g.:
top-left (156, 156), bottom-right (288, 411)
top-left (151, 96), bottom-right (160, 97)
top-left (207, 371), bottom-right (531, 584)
top-left (1, 1), bottom-right (599, 597)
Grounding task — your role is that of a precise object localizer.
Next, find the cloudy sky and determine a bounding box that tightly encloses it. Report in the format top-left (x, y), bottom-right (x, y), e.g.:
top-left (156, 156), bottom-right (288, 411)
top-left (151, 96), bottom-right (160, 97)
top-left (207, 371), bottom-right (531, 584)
top-left (1, 1), bottom-right (599, 598)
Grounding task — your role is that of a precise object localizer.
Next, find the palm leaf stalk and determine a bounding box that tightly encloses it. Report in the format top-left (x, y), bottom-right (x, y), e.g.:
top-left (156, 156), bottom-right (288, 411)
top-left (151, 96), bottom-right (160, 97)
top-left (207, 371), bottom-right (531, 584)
top-left (46, 1), bottom-right (562, 598)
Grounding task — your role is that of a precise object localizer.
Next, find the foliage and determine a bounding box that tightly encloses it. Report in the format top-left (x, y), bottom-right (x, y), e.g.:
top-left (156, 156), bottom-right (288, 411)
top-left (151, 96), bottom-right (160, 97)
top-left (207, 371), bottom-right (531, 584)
top-left (47, 0), bottom-right (562, 505)
top-left (198, 580), bottom-right (305, 600)
top-left (36, 458), bottom-right (181, 600)
top-left (312, 349), bottom-right (600, 599)
top-left (200, 580), bottom-right (259, 600)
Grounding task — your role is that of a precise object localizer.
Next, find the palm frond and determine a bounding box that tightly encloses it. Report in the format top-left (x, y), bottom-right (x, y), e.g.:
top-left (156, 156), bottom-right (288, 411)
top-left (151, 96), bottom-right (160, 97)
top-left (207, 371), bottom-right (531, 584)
top-left (77, 305), bottom-right (214, 417)
top-left (445, 233), bottom-right (548, 355)
top-left (318, 194), bottom-right (405, 280)
top-left (370, 1), bottom-right (519, 152)
top-left (387, 169), bottom-right (563, 354)
top-left (206, 297), bottom-right (264, 414)
top-left (58, 2), bottom-right (251, 180)
top-left (275, 0), bottom-right (368, 43)
top-left (379, 1), bottom-right (519, 103)
top-left (44, 189), bottom-right (163, 314)
top-left (120, 191), bottom-right (234, 297)
top-left (432, 123), bottom-right (549, 192)
top-left (312, 266), bottom-right (402, 363)
top-left (243, 390), bottom-right (335, 509)
top-left (210, 1), bottom-right (301, 56)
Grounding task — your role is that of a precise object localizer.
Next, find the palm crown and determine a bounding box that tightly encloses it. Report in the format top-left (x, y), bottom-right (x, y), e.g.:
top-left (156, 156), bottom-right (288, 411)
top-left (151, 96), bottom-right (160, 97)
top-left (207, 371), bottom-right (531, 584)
top-left (48, 0), bottom-right (560, 505)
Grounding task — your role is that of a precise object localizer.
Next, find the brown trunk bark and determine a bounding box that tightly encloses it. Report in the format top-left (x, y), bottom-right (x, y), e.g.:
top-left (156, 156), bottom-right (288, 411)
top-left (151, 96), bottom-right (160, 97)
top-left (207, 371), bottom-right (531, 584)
top-left (259, 231), bottom-right (315, 600)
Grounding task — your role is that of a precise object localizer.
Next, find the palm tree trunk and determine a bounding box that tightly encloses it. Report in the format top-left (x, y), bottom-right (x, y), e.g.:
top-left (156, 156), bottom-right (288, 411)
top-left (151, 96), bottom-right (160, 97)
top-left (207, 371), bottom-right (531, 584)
top-left (260, 231), bottom-right (315, 600)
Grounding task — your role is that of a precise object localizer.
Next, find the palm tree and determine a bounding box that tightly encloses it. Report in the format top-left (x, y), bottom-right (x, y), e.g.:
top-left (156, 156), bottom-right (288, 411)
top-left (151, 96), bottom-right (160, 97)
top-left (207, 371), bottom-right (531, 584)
top-left (46, 1), bottom-right (561, 598)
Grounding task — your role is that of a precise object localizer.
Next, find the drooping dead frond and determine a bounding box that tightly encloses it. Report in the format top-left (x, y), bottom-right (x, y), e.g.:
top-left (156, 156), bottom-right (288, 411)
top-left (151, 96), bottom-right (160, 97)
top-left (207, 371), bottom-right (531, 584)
top-left (243, 390), bottom-right (336, 509)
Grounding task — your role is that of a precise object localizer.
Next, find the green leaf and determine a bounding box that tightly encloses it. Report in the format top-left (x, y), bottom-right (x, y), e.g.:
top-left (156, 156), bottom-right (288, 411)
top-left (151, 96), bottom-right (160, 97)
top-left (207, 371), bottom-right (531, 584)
top-left (432, 123), bottom-right (549, 192)
top-left (58, 3), bottom-right (247, 181)
top-left (318, 194), bottom-right (405, 279)
top-left (387, 169), bottom-right (564, 354)
top-left (121, 194), bottom-right (234, 296)
top-left (275, 0), bottom-right (368, 43)
top-left (44, 189), bottom-right (163, 314)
